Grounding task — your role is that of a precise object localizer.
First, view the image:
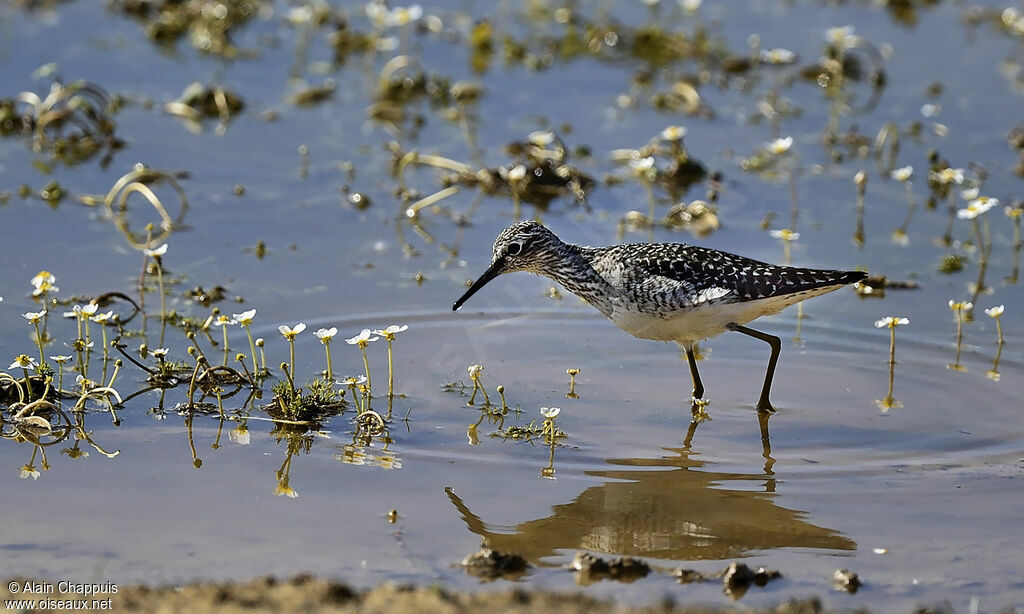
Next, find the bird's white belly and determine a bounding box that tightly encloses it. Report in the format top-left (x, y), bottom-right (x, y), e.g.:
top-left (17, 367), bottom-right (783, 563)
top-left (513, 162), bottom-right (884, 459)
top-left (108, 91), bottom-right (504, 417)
top-left (606, 287), bottom-right (839, 345)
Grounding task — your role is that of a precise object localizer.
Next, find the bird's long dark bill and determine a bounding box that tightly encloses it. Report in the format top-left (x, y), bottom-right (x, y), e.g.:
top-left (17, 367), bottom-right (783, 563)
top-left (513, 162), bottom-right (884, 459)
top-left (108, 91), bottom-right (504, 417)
top-left (452, 260), bottom-right (502, 311)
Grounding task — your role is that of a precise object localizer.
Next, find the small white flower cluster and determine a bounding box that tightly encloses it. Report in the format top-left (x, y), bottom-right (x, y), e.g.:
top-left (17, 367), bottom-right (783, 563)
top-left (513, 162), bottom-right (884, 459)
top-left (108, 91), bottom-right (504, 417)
top-left (874, 317), bottom-right (909, 328)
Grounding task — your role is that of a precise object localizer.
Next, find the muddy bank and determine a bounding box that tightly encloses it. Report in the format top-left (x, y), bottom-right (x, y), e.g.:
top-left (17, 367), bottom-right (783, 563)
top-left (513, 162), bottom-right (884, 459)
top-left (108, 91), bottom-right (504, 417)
top-left (1, 575), bottom-right (848, 614)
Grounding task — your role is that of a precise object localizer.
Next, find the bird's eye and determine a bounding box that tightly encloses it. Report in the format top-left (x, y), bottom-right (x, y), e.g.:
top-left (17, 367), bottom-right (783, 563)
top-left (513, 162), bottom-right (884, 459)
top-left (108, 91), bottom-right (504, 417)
top-left (506, 242), bottom-right (522, 256)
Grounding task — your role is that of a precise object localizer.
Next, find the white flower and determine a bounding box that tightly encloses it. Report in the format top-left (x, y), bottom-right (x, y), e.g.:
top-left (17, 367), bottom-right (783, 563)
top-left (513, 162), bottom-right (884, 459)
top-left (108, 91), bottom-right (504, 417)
top-left (49, 355), bottom-right (72, 363)
top-left (76, 374), bottom-right (97, 390)
top-left (339, 375), bottom-right (368, 386)
top-left (372, 324), bottom-right (408, 340)
top-left (144, 243), bottom-right (168, 257)
top-left (314, 327), bottom-right (338, 342)
top-left (19, 465), bottom-right (40, 480)
top-left (660, 125), bottom-right (687, 142)
top-left (874, 316), bottom-right (909, 328)
top-left (760, 48), bottom-right (796, 64)
top-left (769, 229), bottom-right (800, 241)
top-left (9, 354), bottom-right (38, 370)
top-left (629, 156), bottom-right (656, 178)
top-left (385, 4), bottom-right (422, 27)
top-left (345, 328), bottom-right (378, 345)
top-left (274, 483), bottom-right (299, 498)
top-left (985, 305), bottom-right (1005, 318)
top-left (890, 166), bottom-right (913, 182)
top-left (91, 311), bottom-right (114, 324)
top-left (957, 197), bottom-right (998, 220)
top-left (22, 310), bottom-right (46, 324)
top-left (930, 168), bottom-right (964, 185)
top-left (374, 36), bottom-right (399, 51)
top-left (279, 323), bottom-right (306, 339)
top-left (214, 314), bottom-right (237, 327)
top-left (229, 425), bottom-right (251, 446)
top-left (826, 26), bottom-right (855, 46)
top-left (365, 1), bottom-right (387, 27)
top-left (151, 348), bottom-right (169, 357)
top-left (30, 271), bottom-right (58, 296)
top-left (527, 130), bottom-right (555, 147)
top-left (540, 406), bottom-right (561, 418)
top-left (960, 187), bottom-right (979, 201)
top-left (681, 0), bottom-right (701, 11)
top-left (948, 300), bottom-right (973, 311)
top-left (31, 270), bottom-right (55, 289)
top-left (467, 364), bottom-right (483, 378)
top-left (81, 303), bottom-right (98, 317)
top-left (507, 164), bottom-right (527, 182)
top-left (233, 309), bottom-right (256, 326)
top-left (767, 136), bottom-right (793, 154)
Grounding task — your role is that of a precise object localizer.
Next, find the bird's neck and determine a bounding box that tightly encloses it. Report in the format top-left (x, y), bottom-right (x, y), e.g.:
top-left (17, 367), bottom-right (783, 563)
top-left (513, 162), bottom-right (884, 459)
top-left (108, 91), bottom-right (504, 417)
top-left (535, 243), bottom-right (617, 317)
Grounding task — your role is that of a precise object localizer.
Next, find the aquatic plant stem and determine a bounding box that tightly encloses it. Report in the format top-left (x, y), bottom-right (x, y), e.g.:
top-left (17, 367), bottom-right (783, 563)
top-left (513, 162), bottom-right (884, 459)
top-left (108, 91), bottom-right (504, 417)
top-left (282, 362), bottom-right (296, 400)
top-left (385, 338), bottom-right (394, 397)
top-left (244, 325), bottom-right (258, 374)
top-left (221, 324), bottom-right (229, 366)
top-left (287, 339), bottom-right (296, 383)
top-left (953, 310), bottom-right (965, 368)
top-left (32, 321), bottom-right (44, 363)
top-left (324, 341), bottom-right (334, 384)
top-left (888, 324), bottom-right (896, 366)
top-left (22, 368), bottom-right (33, 401)
top-left (360, 345), bottom-right (372, 394)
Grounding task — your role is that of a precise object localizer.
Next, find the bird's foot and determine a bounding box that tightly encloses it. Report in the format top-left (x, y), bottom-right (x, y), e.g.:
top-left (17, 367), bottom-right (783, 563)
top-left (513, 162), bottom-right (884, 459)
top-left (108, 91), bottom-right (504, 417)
top-left (690, 397), bottom-right (711, 422)
top-left (755, 399), bottom-right (776, 414)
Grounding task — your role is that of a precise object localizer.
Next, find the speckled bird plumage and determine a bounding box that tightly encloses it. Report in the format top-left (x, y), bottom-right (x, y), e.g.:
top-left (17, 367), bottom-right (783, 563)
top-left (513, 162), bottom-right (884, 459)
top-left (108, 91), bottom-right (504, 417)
top-left (458, 220), bottom-right (864, 346)
top-left (453, 220), bottom-right (865, 411)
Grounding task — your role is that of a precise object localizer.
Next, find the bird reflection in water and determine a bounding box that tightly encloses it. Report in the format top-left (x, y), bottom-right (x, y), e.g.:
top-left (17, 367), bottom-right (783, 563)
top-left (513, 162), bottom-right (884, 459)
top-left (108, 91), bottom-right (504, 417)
top-left (447, 412), bottom-right (852, 574)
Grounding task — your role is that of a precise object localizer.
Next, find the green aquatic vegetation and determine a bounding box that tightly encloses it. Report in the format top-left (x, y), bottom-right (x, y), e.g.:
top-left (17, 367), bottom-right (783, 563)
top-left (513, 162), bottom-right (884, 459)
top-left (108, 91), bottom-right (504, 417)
top-left (109, 0), bottom-right (265, 57)
top-left (611, 126), bottom-right (710, 225)
top-left (0, 79), bottom-right (123, 168)
top-left (396, 131), bottom-right (595, 218)
top-left (165, 82), bottom-right (245, 135)
top-left (938, 253), bottom-right (967, 274)
top-left (271, 377), bottom-right (346, 423)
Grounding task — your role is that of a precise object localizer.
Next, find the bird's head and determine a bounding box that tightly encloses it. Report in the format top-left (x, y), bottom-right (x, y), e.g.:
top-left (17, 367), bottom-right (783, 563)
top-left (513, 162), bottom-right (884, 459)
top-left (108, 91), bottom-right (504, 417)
top-left (452, 220), bottom-right (563, 311)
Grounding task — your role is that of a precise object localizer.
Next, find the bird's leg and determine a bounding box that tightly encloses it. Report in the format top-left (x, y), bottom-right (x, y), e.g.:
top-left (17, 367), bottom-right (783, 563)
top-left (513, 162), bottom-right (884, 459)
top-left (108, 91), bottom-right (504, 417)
top-left (727, 323), bottom-right (780, 413)
top-left (685, 345), bottom-right (710, 417)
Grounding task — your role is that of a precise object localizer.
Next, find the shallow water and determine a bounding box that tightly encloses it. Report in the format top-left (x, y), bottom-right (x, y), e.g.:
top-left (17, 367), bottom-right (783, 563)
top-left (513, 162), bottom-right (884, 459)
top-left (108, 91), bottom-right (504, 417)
top-left (2, 1), bottom-right (1023, 612)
